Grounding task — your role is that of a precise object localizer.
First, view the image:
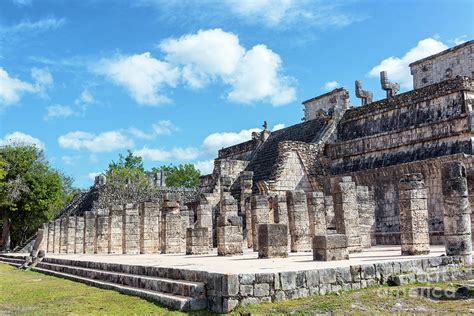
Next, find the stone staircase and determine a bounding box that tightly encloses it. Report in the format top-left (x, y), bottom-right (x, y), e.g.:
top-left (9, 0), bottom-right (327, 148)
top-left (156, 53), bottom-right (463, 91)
top-left (0, 254), bottom-right (207, 311)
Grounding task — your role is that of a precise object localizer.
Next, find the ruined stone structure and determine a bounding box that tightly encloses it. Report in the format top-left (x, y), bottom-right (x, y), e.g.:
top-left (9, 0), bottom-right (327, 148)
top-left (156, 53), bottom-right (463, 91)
top-left (32, 41), bottom-right (474, 313)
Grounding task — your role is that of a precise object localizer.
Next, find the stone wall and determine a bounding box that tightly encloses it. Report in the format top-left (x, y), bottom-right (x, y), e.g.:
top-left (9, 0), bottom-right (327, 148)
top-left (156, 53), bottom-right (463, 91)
top-left (410, 41), bottom-right (473, 89)
top-left (302, 88), bottom-right (349, 121)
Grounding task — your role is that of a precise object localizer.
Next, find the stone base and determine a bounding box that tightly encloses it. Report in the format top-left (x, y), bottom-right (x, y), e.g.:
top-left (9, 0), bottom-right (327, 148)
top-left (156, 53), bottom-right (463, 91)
top-left (401, 244), bottom-right (430, 255)
top-left (258, 224), bottom-right (288, 259)
top-left (186, 227), bottom-right (210, 255)
top-left (313, 234), bottom-right (349, 261)
top-left (217, 226), bottom-right (243, 256)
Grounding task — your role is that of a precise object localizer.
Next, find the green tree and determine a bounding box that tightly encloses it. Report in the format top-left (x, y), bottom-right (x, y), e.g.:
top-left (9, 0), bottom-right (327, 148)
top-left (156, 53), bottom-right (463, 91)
top-left (0, 145), bottom-right (65, 250)
top-left (151, 164), bottom-right (201, 188)
top-left (108, 149), bottom-right (144, 172)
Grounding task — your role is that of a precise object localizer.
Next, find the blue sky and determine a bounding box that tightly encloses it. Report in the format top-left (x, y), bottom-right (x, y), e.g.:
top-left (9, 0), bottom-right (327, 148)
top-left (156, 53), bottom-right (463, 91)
top-left (0, 0), bottom-right (473, 188)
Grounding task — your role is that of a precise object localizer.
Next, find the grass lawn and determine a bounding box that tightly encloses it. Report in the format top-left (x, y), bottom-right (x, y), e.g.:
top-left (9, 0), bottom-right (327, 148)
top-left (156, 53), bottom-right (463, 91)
top-left (0, 262), bottom-right (472, 315)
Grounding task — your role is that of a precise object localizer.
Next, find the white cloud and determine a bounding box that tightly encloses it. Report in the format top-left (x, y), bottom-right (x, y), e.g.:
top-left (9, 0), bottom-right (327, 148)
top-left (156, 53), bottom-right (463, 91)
top-left (160, 28), bottom-right (296, 105)
top-left (31, 68), bottom-right (53, 86)
top-left (2, 17), bottom-right (66, 33)
top-left (45, 104), bottom-right (75, 120)
top-left (135, 146), bottom-right (199, 161)
top-left (62, 155), bottom-right (81, 165)
top-left (224, 0), bottom-right (358, 28)
top-left (452, 35), bottom-right (468, 46)
top-left (0, 131), bottom-right (45, 149)
top-left (58, 131), bottom-right (134, 153)
top-left (0, 67), bottom-right (36, 106)
top-left (12, 0), bottom-right (32, 6)
top-left (75, 89), bottom-right (94, 105)
top-left (195, 160), bottom-right (214, 175)
top-left (153, 120), bottom-right (177, 135)
top-left (369, 38), bottom-right (449, 89)
top-left (272, 123), bottom-right (285, 131)
top-left (160, 28), bottom-right (244, 88)
top-left (127, 127), bottom-right (154, 140)
top-left (323, 81), bottom-right (339, 90)
top-left (96, 52), bottom-right (180, 106)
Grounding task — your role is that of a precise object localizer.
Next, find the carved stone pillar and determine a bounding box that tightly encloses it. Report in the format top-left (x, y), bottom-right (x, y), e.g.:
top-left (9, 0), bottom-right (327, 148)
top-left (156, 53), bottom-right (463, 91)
top-left (286, 190), bottom-right (312, 252)
top-left (334, 177), bottom-right (361, 253)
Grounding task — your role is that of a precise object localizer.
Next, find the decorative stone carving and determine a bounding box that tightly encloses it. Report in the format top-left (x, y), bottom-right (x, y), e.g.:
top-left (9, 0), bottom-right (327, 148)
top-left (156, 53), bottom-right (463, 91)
top-left (74, 217), bottom-right (84, 254)
top-left (109, 205), bottom-right (123, 254)
top-left (441, 161), bottom-right (472, 265)
top-left (399, 173), bottom-right (430, 255)
top-left (161, 193), bottom-right (183, 254)
top-left (251, 195), bottom-right (271, 251)
top-left (355, 80), bottom-right (373, 105)
top-left (123, 203), bottom-right (140, 254)
top-left (186, 227), bottom-right (209, 255)
top-left (217, 194), bottom-right (243, 256)
top-left (139, 201), bottom-right (160, 254)
top-left (380, 71), bottom-right (400, 98)
top-left (95, 209), bottom-right (109, 254)
top-left (286, 190), bottom-right (312, 252)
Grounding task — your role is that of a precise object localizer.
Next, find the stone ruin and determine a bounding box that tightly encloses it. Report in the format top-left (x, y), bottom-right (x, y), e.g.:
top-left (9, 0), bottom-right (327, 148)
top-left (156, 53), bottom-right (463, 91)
top-left (39, 41), bottom-right (473, 263)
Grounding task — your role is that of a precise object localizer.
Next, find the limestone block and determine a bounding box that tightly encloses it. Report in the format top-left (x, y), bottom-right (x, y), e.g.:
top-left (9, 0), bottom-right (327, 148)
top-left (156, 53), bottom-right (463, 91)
top-left (123, 203), bottom-right (140, 254)
top-left (84, 211), bottom-right (96, 254)
top-left (47, 221), bottom-right (54, 253)
top-left (59, 217), bottom-right (68, 253)
top-left (109, 205), bottom-right (123, 254)
top-left (333, 177), bottom-right (361, 253)
top-left (74, 216), bottom-right (84, 254)
top-left (313, 234), bottom-right (349, 261)
top-left (53, 219), bottom-right (61, 254)
top-left (161, 212), bottom-right (182, 254)
top-left (442, 161), bottom-right (472, 264)
top-left (399, 173), bottom-right (430, 255)
top-left (186, 227), bottom-right (209, 255)
top-left (139, 201), bottom-right (160, 254)
top-left (195, 201), bottom-right (213, 248)
top-left (181, 206), bottom-right (191, 249)
top-left (273, 194), bottom-right (291, 250)
top-left (286, 190), bottom-right (312, 252)
top-left (95, 208), bottom-right (110, 254)
top-left (66, 216), bottom-right (76, 254)
top-left (251, 195), bottom-right (271, 251)
top-left (258, 223), bottom-right (288, 258)
top-left (306, 192), bottom-right (327, 237)
top-left (217, 225), bottom-right (243, 256)
top-left (357, 186), bottom-right (375, 248)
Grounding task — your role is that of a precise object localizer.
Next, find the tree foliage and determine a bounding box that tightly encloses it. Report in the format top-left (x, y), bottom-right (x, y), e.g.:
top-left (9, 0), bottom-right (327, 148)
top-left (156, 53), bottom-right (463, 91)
top-left (0, 145), bottom-right (70, 249)
top-left (151, 164), bottom-right (201, 188)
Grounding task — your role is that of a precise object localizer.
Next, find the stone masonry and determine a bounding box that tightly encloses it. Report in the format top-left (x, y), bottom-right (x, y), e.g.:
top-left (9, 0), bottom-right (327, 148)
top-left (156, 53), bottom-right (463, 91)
top-left (161, 194), bottom-right (182, 254)
top-left (195, 199), bottom-right (213, 248)
top-left (59, 216), bottom-right (68, 253)
top-left (313, 233), bottom-right (349, 261)
top-left (139, 202), bottom-right (160, 254)
top-left (356, 186), bottom-right (375, 248)
top-left (109, 205), bottom-right (123, 254)
top-left (84, 211), bottom-right (96, 254)
top-left (441, 161), bottom-right (473, 265)
top-left (257, 223), bottom-right (288, 258)
top-left (217, 194), bottom-right (243, 256)
top-left (286, 190), bottom-right (312, 252)
top-left (306, 192), bottom-right (327, 237)
top-left (74, 216), bottom-right (84, 254)
top-left (66, 216), bottom-right (76, 254)
top-left (95, 208), bottom-right (109, 254)
top-left (333, 177), bottom-right (361, 253)
top-left (399, 173), bottom-right (430, 255)
top-left (186, 227), bottom-right (209, 255)
top-left (250, 195), bottom-right (271, 251)
top-left (123, 203), bottom-right (140, 254)
top-left (272, 194), bottom-right (291, 250)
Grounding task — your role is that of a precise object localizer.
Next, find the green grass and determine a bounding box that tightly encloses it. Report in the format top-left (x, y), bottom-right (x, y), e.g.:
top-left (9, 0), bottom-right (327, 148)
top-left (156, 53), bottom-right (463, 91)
top-left (0, 263), bottom-right (206, 315)
top-left (0, 262), bottom-right (472, 315)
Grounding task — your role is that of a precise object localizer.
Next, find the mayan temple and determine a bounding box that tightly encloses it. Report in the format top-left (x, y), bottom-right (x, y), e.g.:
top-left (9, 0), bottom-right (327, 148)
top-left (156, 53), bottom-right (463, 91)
top-left (2, 40), bottom-right (473, 313)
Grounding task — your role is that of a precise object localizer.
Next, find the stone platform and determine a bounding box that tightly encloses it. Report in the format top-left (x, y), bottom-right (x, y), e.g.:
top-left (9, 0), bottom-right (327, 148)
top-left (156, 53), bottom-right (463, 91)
top-left (2, 246), bottom-right (472, 313)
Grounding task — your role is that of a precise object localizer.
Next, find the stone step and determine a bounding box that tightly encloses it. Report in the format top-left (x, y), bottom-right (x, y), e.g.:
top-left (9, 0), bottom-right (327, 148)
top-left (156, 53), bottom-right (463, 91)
top-left (0, 256), bottom-right (25, 265)
top-left (37, 261), bottom-right (205, 298)
top-left (0, 259), bottom-right (207, 311)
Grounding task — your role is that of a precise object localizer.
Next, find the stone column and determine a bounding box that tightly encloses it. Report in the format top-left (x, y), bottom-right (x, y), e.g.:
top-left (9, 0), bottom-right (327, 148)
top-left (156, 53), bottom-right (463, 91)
top-left (357, 186), bottom-right (376, 248)
top-left (59, 217), bottom-right (68, 253)
top-left (217, 194), bottom-right (243, 256)
top-left (75, 216), bottom-right (84, 254)
top-left (53, 219), bottom-right (60, 253)
top-left (139, 201), bottom-right (160, 254)
top-left (325, 195), bottom-right (336, 230)
top-left (286, 190), bottom-right (312, 252)
top-left (186, 227), bottom-right (209, 255)
top-left (195, 199), bottom-right (213, 248)
top-left (181, 206), bottom-right (191, 250)
top-left (47, 221), bottom-right (54, 253)
top-left (123, 203), bottom-right (140, 255)
top-left (84, 211), bottom-right (96, 254)
top-left (258, 223), bottom-right (288, 258)
top-left (442, 161), bottom-right (472, 265)
top-left (334, 177), bottom-right (361, 253)
top-left (273, 194), bottom-right (291, 250)
top-left (66, 216), bottom-right (76, 254)
top-left (109, 205), bottom-right (123, 254)
top-left (399, 173), bottom-right (430, 255)
top-left (306, 192), bottom-right (327, 237)
top-left (95, 208), bottom-right (110, 254)
top-left (251, 195), bottom-right (270, 251)
top-left (240, 171), bottom-right (254, 248)
top-left (313, 234), bottom-right (349, 261)
top-left (161, 194), bottom-right (182, 254)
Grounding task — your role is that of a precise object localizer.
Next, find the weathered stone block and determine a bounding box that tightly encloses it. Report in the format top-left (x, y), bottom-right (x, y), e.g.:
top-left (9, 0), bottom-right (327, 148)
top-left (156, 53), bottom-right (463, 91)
top-left (139, 201), bottom-right (160, 254)
top-left (286, 190), bottom-right (312, 252)
top-left (186, 227), bottom-right (209, 255)
top-left (95, 209), bottom-right (109, 254)
top-left (123, 203), bottom-right (140, 254)
top-left (74, 216), bottom-right (84, 254)
top-left (257, 223), bottom-right (288, 258)
top-left (251, 195), bottom-right (271, 251)
top-left (84, 211), bottom-right (96, 254)
top-left (66, 216), bottom-right (76, 254)
top-left (109, 205), bottom-right (123, 254)
top-left (313, 234), bottom-right (349, 261)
